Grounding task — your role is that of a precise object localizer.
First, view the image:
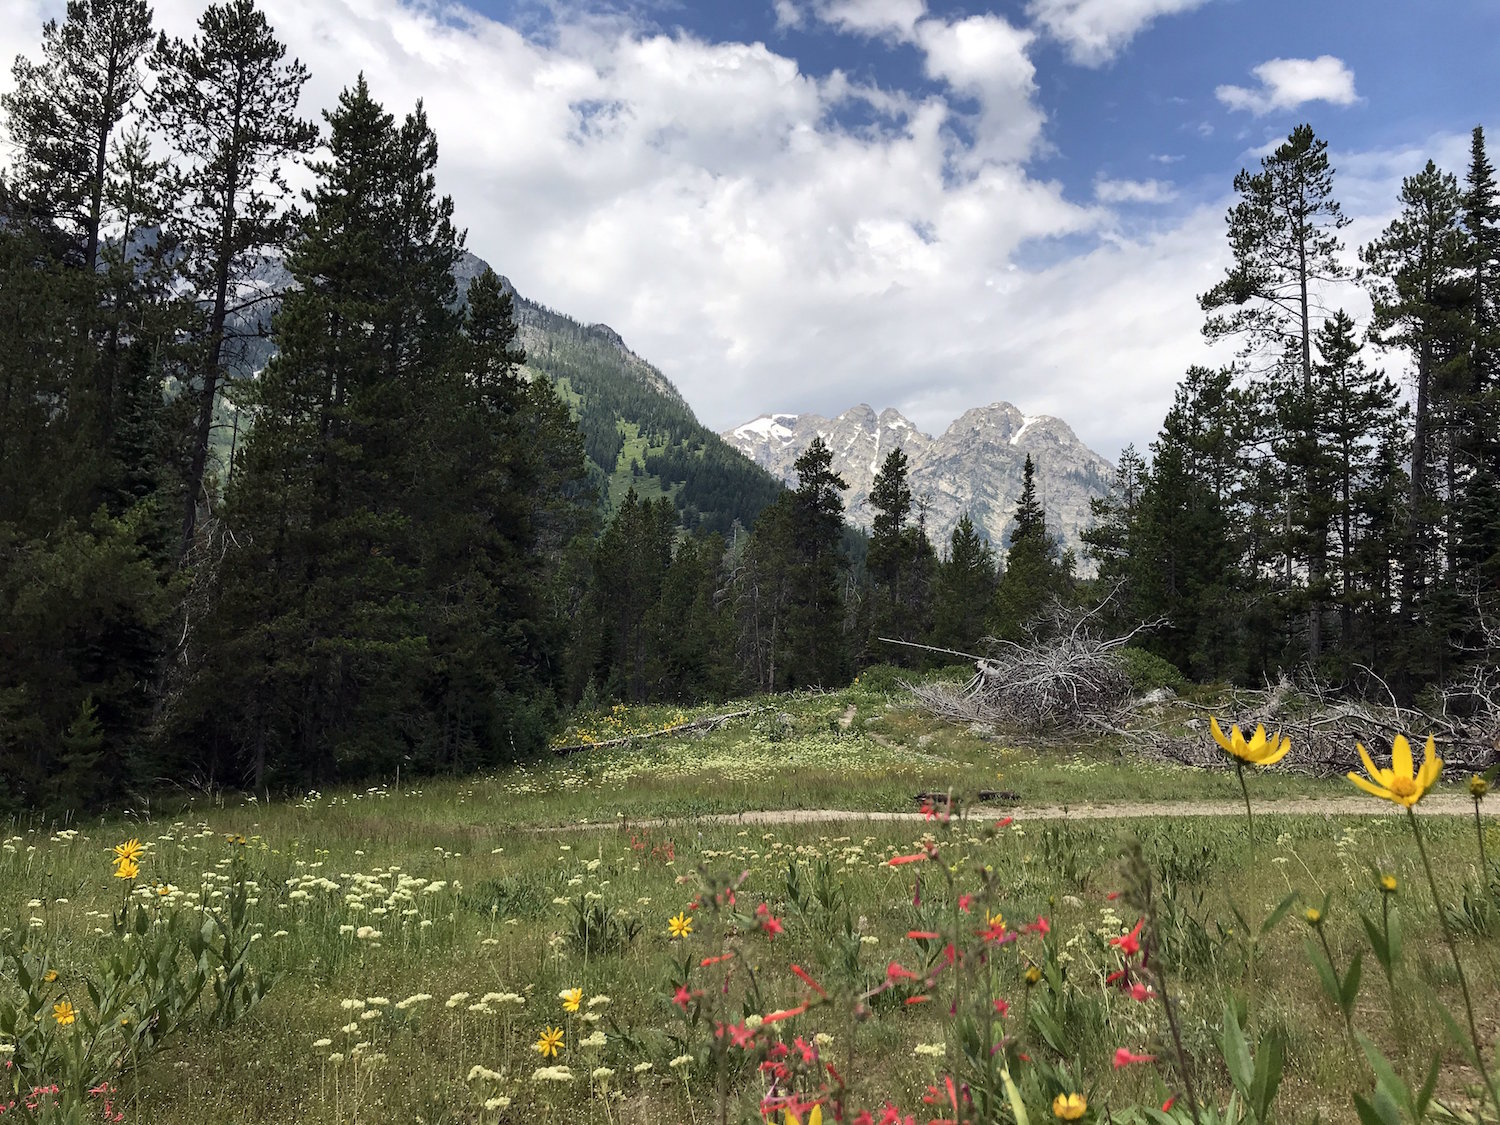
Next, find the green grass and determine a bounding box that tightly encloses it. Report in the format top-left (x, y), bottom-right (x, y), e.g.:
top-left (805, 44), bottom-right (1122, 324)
top-left (3, 684), bottom-right (1498, 1124)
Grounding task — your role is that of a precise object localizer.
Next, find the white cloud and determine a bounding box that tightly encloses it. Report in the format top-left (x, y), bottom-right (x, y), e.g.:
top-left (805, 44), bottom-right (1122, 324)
top-left (0, 2), bottom-right (1456, 463)
top-left (1149, 153), bottom-right (1184, 164)
top-left (1026, 0), bottom-right (1212, 67)
top-left (1216, 55), bottom-right (1359, 116)
top-left (812, 0), bottom-right (926, 40)
top-left (1094, 177), bottom-right (1177, 203)
top-left (773, 0), bottom-right (805, 30)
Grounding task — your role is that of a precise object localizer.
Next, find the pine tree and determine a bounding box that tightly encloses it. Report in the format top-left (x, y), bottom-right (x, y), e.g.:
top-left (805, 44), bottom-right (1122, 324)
top-left (990, 455), bottom-right (1071, 642)
top-left (1360, 158), bottom-right (1466, 616)
top-left (866, 447), bottom-right (934, 662)
top-left (931, 513), bottom-right (996, 654)
top-left (1201, 124), bottom-right (1349, 663)
top-left (148, 0), bottom-right (317, 553)
top-left (1, 0), bottom-right (154, 272)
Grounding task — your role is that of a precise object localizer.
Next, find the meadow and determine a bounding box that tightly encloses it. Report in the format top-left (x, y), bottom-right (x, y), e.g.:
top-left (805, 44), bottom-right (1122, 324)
top-left (3, 674), bottom-right (1498, 1124)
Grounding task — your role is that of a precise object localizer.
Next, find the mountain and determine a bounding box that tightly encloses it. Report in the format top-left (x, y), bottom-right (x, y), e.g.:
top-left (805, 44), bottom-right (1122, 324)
top-left (722, 403), bottom-right (1114, 556)
top-left (219, 249), bottom-right (783, 536)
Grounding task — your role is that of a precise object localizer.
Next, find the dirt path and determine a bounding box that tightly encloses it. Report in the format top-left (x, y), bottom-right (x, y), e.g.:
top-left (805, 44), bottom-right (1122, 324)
top-left (537, 796), bottom-right (1495, 832)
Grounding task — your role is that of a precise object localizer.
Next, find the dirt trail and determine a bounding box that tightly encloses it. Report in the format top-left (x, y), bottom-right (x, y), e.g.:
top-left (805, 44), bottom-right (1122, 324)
top-left (536, 796), bottom-right (1495, 832)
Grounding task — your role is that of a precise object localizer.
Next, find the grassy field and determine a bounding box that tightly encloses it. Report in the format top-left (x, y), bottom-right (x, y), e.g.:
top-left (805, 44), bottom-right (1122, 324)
top-left (3, 676), bottom-right (1498, 1124)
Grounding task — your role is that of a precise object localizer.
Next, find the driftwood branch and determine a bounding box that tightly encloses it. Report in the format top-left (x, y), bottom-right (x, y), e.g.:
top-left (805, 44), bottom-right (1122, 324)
top-left (551, 707), bottom-right (769, 756)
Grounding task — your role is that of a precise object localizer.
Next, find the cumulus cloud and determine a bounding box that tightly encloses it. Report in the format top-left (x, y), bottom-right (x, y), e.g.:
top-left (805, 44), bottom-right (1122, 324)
top-left (773, 0), bottom-right (805, 30)
top-left (812, 0), bottom-right (926, 41)
top-left (1026, 0), bottom-right (1213, 66)
top-left (0, 1), bottom-right (1440, 461)
top-left (1094, 177), bottom-right (1177, 203)
top-left (1216, 55), bottom-right (1360, 116)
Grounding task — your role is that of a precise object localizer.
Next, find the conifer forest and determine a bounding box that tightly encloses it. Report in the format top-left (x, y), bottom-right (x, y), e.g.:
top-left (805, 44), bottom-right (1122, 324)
top-left (2, 0), bottom-right (1498, 815)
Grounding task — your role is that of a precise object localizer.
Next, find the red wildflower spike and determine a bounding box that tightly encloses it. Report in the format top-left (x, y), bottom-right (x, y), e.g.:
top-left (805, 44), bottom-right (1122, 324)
top-left (1114, 1047), bottom-right (1157, 1069)
top-left (763, 914), bottom-right (784, 938)
top-left (995, 817), bottom-right (1014, 828)
top-left (890, 851), bottom-right (931, 866)
top-left (904, 995), bottom-right (932, 1005)
top-left (958, 894), bottom-right (973, 913)
top-left (907, 930), bottom-right (940, 940)
top-left (790, 964), bottom-right (827, 997)
top-left (886, 962), bottom-right (920, 982)
top-left (1110, 918), bottom-right (1145, 957)
top-left (1163, 1096), bottom-right (1177, 1111)
top-left (992, 997), bottom-right (1010, 1016)
top-left (761, 1004), bottom-right (807, 1025)
top-left (1106, 890), bottom-right (1121, 900)
top-left (1029, 915), bottom-right (1051, 935)
top-left (672, 985), bottom-right (693, 1010)
top-left (1129, 982), bottom-right (1155, 1002)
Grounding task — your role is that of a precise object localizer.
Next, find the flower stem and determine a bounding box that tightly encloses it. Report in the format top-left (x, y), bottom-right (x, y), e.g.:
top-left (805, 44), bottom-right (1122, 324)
top-left (1235, 761), bottom-right (1255, 850)
top-left (1407, 807), bottom-right (1500, 1115)
top-left (1475, 798), bottom-right (1491, 878)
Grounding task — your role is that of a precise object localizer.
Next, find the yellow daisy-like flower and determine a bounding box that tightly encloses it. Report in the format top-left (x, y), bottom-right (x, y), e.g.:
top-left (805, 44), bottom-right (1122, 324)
top-left (43, 970), bottom-right (58, 984)
top-left (1348, 734), bottom-right (1442, 808)
top-left (113, 858), bottom-right (139, 881)
top-left (1472, 775), bottom-right (1490, 799)
top-left (559, 988), bottom-right (583, 1013)
top-left (667, 912), bottom-right (693, 939)
top-left (113, 839), bottom-right (145, 865)
top-left (52, 1000), bottom-right (76, 1027)
top-left (534, 1026), bottom-right (564, 1058)
top-left (1210, 718), bottom-right (1292, 767)
top-left (1380, 874), bottom-right (1398, 894)
top-left (785, 1106), bottom-right (824, 1125)
top-left (1052, 1092), bottom-right (1087, 1120)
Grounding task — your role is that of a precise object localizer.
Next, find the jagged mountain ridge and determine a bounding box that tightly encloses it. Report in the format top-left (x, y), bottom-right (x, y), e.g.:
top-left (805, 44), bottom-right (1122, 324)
top-left (722, 403), bottom-right (1115, 556)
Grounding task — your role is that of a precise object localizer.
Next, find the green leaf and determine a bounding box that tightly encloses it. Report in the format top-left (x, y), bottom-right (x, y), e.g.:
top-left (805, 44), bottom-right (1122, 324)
top-left (1002, 1067), bottom-right (1030, 1125)
top-left (1356, 1032), bottom-right (1411, 1117)
top-left (1341, 950), bottom-right (1364, 1014)
top-left (1414, 1051), bottom-right (1440, 1120)
top-left (1304, 938), bottom-right (1341, 1009)
top-left (1435, 1002), bottom-right (1481, 1067)
top-left (1260, 892), bottom-right (1299, 939)
top-left (1220, 1001), bottom-right (1253, 1095)
top-left (1250, 1030), bottom-right (1285, 1124)
top-left (1361, 913), bottom-right (1390, 973)
top-left (1353, 1093), bottom-right (1400, 1125)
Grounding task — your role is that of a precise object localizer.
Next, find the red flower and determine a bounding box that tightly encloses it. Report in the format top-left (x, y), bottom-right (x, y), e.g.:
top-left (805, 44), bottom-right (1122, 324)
top-left (1106, 890), bottom-right (1121, 901)
top-left (890, 851), bottom-right (932, 866)
top-left (763, 915), bottom-right (784, 938)
top-left (992, 997), bottom-right (1010, 1016)
top-left (995, 817), bottom-right (1014, 828)
top-left (907, 930), bottom-right (940, 941)
top-left (1028, 915), bottom-right (1051, 936)
top-left (672, 985), bottom-right (693, 1010)
top-left (886, 962), bottom-right (920, 982)
top-left (1163, 1096), bottom-right (1177, 1111)
top-left (1111, 918), bottom-right (1145, 957)
top-left (761, 1005), bottom-right (807, 1025)
top-left (958, 894), bottom-right (974, 913)
top-left (1114, 1047), bottom-right (1157, 1069)
top-left (791, 964), bottom-right (827, 997)
top-left (1128, 982), bottom-right (1155, 1002)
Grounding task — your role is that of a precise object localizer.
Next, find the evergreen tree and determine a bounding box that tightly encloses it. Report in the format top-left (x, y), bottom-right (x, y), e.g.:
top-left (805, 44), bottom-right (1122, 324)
top-left (866, 447), bottom-right (935, 662)
top-left (1, 0), bottom-right (154, 272)
top-left (990, 455), bottom-right (1072, 642)
top-left (148, 0), bottom-right (318, 553)
top-left (1201, 124), bottom-right (1349, 663)
top-left (1360, 158), bottom-right (1466, 616)
top-left (931, 514), bottom-right (996, 655)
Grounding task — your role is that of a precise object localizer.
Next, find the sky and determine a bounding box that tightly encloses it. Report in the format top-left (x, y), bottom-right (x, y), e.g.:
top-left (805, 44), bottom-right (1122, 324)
top-left (2, 0), bottom-right (1496, 460)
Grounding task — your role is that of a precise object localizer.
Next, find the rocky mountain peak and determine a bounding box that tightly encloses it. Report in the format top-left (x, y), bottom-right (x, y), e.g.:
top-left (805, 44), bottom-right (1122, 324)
top-left (721, 402), bottom-right (1114, 557)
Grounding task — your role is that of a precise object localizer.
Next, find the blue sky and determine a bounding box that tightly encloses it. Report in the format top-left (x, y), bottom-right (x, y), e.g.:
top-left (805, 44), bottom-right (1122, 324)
top-left (3, 0), bottom-right (1495, 458)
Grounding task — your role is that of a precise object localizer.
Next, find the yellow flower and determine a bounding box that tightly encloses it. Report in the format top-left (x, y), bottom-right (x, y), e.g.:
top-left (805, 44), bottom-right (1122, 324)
top-left (1053, 1092), bottom-right (1087, 1120)
top-left (1348, 734), bottom-right (1442, 808)
top-left (1025, 965), bottom-right (1042, 985)
top-left (785, 1106), bottom-right (824, 1125)
top-left (560, 988), bottom-right (583, 1013)
top-left (113, 858), bottom-right (139, 881)
top-left (112, 839), bottom-right (145, 865)
top-left (668, 912), bottom-right (693, 939)
top-left (1210, 718), bottom-right (1292, 766)
top-left (1472, 775), bottom-right (1490, 799)
top-left (1303, 908), bottom-right (1322, 927)
top-left (52, 1000), bottom-right (76, 1027)
top-left (43, 970), bottom-right (58, 984)
top-left (1380, 874), bottom-right (1398, 894)
top-left (534, 1027), bottom-right (564, 1058)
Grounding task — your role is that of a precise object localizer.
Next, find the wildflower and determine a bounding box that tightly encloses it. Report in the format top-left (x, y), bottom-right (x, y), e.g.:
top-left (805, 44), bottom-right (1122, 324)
top-left (534, 1027), bottom-right (564, 1058)
top-left (52, 1000), bottom-right (76, 1026)
top-left (785, 1107), bottom-right (823, 1125)
top-left (1114, 1047), bottom-right (1156, 1068)
top-left (313, 1038), bottom-right (332, 1048)
top-left (1348, 734), bottom-right (1442, 807)
top-left (1380, 874), bottom-right (1398, 894)
top-left (43, 970), bottom-right (58, 983)
top-left (668, 912), bottom-right (693, 938)
top-left (1472, 775), bottom-right (1489, 799)
top-left (531, 1065), bottom-right (574, 1082)
top-left (1210, 718), bottom-right (1292, 766)
top-left (591, 1067), bottom-right (616, 1083)
top-left (1110, 919), bottom-right (1144, 957)
top-left (1052, 1093), bottom-right (1087, 1120)
top-left (485, 1096), bottom-right (512, 1110)
top-left (913, 1042), bottom-right (945, 1057)
top-left (1303, 908), bottom-right (1322, 927)
top-left (113, 839), bottom-right (145, 866)
top-left (560, 987), bottom-right (583, 1012)
top-left (1025, 965), bottom-right (1042, 985)
top-left (669, 1053), bottom-right (694, 1069)
top-left (633, 1062), bottom-right (653, 1073)
top-left (113, 858), bottom-right (139, 881)
top-left (587, 995), bottom-right (611, 1008)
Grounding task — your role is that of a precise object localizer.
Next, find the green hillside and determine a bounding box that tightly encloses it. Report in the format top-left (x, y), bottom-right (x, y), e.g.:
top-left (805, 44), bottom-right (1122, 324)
top-left (493, 266), bottom-right (785, 535)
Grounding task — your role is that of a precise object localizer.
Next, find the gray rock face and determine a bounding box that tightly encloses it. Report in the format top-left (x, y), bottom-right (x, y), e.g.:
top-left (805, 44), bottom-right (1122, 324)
top-left (722, 402), bottom-right (1115, 557)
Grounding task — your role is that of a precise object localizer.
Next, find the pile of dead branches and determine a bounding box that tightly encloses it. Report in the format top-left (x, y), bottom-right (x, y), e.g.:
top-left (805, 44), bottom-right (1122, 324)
top-left (1136, 669), bottom-right (1500, 778)
top-left (890, 606), bottom-right (1151, 733)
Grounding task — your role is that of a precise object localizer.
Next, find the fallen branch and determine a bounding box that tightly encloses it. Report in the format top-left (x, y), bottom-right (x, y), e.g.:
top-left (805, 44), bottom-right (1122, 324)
top-left (550, 707), bottom-right (769, 756)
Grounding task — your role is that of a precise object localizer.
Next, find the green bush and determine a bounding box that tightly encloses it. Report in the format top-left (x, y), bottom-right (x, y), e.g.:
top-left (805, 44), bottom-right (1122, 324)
top-left (1118, 647), bottom-right (1187, 693)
